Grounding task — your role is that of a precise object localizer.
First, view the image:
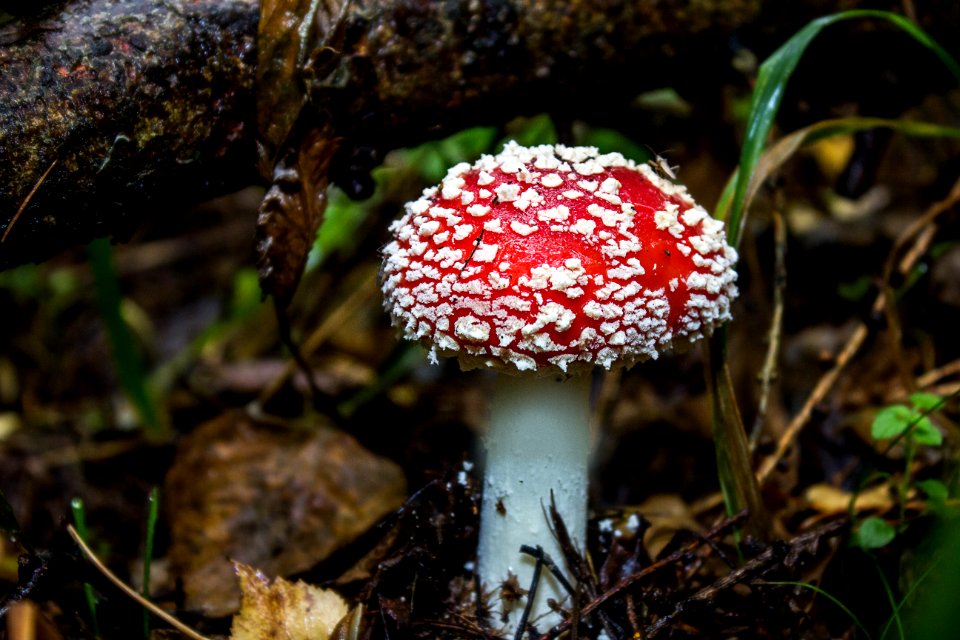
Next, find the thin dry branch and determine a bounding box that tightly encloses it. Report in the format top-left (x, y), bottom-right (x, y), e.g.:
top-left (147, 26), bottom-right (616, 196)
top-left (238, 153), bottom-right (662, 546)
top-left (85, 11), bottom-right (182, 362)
top-left (535, 511), bottom-right (748, 640)
top-left (757, 176), bottom-right (960, 483)
top-left (750, 205), bottom-right (787, 449)
top-left (67, 525), bottom-right (213, 640)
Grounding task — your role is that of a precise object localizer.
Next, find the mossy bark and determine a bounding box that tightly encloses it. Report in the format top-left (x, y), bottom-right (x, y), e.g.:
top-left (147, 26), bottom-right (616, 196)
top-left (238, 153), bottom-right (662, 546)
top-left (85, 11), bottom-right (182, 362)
top-left (0, 0), bottom-right (259, 269)
top-left (1, 0), bottom-right (953, 270)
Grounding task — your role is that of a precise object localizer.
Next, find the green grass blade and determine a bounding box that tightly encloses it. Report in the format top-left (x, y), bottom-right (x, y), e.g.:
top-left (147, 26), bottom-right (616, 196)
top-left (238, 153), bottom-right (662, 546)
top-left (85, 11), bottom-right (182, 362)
top-left (718, 116), bottom-right (960, 222)
top-left (70, 497), bottom-right (101, 638)
top-left (710, 9), bottom-right (960, 537)
top-left (881, 558), bottom-right (939, 640)
top-left (142, 487), bottom-right (160, 640)
top-left (87, 239), bottom-right (164, 438)
top-left (873, 561), bottom-right (905, 640)
top-left (705, 327), bottom-right (769, 537)
top-left (726, 9), bottom-right (960, 246)
top-left (765, 580), bottom-right (873, 640)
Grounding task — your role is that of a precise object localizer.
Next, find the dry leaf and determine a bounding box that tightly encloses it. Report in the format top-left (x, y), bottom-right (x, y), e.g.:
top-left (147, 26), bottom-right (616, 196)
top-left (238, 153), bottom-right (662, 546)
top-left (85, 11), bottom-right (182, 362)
top-left (256, 0), bottom-right (351, 302)
top-left (257, 0), bottom-right (315, 166)
top-left (805, 482), bottom-right (894, 515)
top-left (230, 562), bottom-right (348, 640)
top-left (638, 494), bottom-right (701, 558)
top-left (166, 411), bottom-right (406, 616)
top-left (255, 123), bottom-right (338, 304)
top-left (257, 0), bottom-right (347, 167)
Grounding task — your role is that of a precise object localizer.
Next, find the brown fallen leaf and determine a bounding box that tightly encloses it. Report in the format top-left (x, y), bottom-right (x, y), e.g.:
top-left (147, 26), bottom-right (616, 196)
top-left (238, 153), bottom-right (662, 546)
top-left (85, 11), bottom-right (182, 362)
top-left (257, 0), bottom-right (313, 168)
top-left (230, 562), bottom-right (349, 640)
top-left (166, 411), bottom-right (407, 617)
top-left (804, 482), bottom-right (894, 515)
top-left (638, 494), bottom-right (702, 559)
top-left (255, 123), bottom-right (338, 304)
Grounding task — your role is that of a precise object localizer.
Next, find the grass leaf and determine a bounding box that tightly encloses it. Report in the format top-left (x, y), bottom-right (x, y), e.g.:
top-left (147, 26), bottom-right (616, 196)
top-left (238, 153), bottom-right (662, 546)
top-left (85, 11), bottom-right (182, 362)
top-left (88, 239), bottom-right (164, 438)
top-left (725, 10), bottom-right (960, 246)
top-left (911, 418), bottom-right (942, 447)
top-left (142, 487), bottom-right (160, 640)
top-left (71, 498), bottom-right (101, 637)
top-left (714, 117), bottom-right (960, 223)
top-left (765, 580), bottom-right (873, 640)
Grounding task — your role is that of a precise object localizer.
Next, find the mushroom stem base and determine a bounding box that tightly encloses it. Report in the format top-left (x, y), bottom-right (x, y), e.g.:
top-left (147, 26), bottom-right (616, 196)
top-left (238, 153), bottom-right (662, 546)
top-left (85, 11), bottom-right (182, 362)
top-left (478, 373), bottom-right (592, 632)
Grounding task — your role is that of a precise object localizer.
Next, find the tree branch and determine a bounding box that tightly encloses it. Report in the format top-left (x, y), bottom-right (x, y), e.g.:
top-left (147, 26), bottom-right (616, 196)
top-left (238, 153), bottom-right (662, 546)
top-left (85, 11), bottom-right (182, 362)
top-left (1, 0), bottom-right (953, 283)
top-left (0, 0), bottom-right (258, 269)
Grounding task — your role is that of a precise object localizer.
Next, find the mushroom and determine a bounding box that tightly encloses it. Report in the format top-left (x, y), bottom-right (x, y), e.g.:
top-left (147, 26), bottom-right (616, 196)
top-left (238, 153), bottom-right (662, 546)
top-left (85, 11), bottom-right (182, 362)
top-left (380, 141), bottom-right (738, 631)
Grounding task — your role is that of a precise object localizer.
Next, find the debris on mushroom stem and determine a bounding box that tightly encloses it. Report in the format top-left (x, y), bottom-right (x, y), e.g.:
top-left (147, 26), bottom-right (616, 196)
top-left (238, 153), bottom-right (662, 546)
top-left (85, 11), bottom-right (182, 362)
top-left (381, 141), bottom-right (738, 375)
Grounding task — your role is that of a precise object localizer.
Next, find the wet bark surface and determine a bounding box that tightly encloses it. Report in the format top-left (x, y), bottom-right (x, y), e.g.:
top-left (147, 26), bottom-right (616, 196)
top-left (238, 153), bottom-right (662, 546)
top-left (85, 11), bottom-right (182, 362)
top-left (2, 0), bottom-right (958, 277)
top-left (0, 0), bottom-right (259, 269)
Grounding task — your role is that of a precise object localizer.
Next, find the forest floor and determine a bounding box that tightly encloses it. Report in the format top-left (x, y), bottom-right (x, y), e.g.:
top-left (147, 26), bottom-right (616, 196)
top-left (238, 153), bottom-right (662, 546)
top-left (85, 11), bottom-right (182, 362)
top-left (2, 30), bottom-right (960, 639)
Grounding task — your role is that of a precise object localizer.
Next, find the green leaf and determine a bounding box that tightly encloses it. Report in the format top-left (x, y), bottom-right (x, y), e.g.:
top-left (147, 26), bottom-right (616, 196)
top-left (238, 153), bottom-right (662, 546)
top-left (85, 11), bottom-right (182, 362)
top-left (504, 114), bottom-right (557, 148)
top-left (909, 393), bottom-right (943, 412)
top-left (911, 417), bottom-right (943, 447)
top-left (88, 239), bottom-right (164, 438)
top-left (725, 10), bottom-right (960, 246)
top-left (871, 404), bottom-right (942, 446)
top-left (917, 479), bottom-right (949, 501)
top-left (872, 405), bottom-right (914, 440)
top-left (854, 516), bottom-right (897, 549)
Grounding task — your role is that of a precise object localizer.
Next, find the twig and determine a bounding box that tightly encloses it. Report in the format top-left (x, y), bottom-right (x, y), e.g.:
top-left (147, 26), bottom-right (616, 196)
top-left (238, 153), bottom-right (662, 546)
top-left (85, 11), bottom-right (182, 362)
top-left (534, 511), bottom-right (748, 640)
top-left (254, 273), bottom-right (376, 407)
top-left (625, 593), bottom-right (643, 639)
top-left (5, 600), bottom-right (38, 640)
top-left (515, 547), bottom-right (546, 640)
top-left (415, 617), bottom-right (496, 640)
top-left (926, 381), bottom-right (960, 401)
top-left (758, 176), bottom-right (960, 483)
top-left (67, 525), bottom-right (212, 640)
top-left (644, 519), bottom-right (847, 637)
top-left (544, 497), bottom-right (622, 639)
top-left (519, 546), bottom-right (577, 598)
top-left (757, 322), bottom-right (868, 483)
top-left (879, 183), bottom-right (951, 395)
top-left (750, 206), bottom-right (787, 449)
top-left (2, 158), bottom-right (57, 244)
top-left (917, 358), bottom-right (960, 388)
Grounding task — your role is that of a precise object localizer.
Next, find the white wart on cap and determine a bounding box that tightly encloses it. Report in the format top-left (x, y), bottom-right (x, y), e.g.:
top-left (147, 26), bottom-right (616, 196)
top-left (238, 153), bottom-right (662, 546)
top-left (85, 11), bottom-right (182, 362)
top-left (381, 141), bottom-right (738, 375)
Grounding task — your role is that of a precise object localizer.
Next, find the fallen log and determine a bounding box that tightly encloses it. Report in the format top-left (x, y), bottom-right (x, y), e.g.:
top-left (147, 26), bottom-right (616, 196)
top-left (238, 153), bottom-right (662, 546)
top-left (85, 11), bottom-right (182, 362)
top-left (1, 0), bottom-right (955, 299)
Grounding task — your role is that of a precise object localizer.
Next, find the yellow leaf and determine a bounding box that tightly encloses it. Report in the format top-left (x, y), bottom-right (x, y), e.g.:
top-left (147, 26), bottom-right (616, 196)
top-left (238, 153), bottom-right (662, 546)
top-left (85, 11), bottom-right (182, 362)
top-left (230, 562), bottom-right (349, 640)
top-left (805, 483), bottom-right (893, 515)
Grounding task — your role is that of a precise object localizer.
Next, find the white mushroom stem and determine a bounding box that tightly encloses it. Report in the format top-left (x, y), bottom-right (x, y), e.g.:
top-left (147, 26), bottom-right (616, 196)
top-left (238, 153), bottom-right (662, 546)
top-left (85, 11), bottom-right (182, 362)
top-left (478, 373), bottom-right (592, 631)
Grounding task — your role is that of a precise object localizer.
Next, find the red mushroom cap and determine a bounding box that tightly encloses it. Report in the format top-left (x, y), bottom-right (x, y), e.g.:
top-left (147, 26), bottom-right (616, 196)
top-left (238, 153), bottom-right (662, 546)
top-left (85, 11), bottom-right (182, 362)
top-left (381, 142), bottom-right (738, 375)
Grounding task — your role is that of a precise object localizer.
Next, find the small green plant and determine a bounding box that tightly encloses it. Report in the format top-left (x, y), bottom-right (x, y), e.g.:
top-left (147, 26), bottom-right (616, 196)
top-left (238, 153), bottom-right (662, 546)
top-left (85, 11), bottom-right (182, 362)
top-left (853, 392), bottom-right (952, 549)
top-left (87, 239), bottom-right (165, 439)
top-left (141, 487), bottom-right (160, 640)
top-left (70, 497), bottom-right (101, 638)
top-left (71, 489), bottom-right (163, 639)
top-left (707, 9), bottom-right (960, 536)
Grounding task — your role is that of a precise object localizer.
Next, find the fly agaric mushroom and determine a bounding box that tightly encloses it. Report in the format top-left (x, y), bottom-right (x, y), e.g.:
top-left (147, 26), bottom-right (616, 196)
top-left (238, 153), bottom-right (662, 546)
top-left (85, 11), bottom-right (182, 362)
top-left (381, 141), bottom-right (738, 630)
